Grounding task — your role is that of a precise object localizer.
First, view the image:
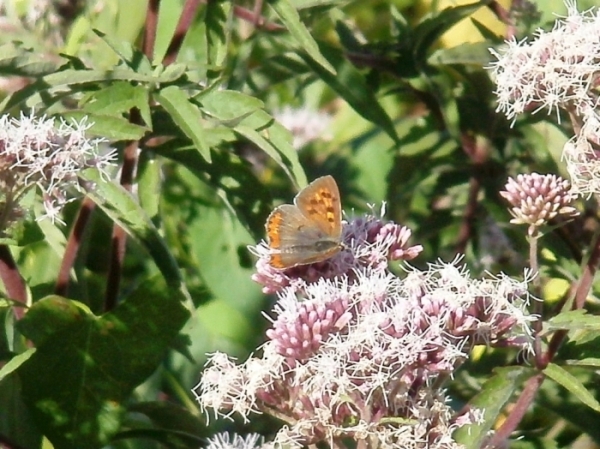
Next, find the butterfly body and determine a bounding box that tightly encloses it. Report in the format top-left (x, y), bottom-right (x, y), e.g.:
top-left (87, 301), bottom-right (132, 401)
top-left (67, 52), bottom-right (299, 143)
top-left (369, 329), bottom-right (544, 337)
top-left (266, 176), bottom-right (343, 269)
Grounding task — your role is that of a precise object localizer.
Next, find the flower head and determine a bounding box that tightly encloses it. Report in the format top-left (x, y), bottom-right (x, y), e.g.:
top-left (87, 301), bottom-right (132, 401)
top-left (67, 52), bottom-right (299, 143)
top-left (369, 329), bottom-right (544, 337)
top-left (562, 109), bottom-right (600, 195)
top-left (207, 433), bottom-right (264, 449)
top-left (0, 113), bottom-right (115, 226)
top-left (500, 173), bottom-right (578, 236)
top-left (195, 260), bottom-right (535, 448)
top-left (489, 1), bottom-right (600, 122)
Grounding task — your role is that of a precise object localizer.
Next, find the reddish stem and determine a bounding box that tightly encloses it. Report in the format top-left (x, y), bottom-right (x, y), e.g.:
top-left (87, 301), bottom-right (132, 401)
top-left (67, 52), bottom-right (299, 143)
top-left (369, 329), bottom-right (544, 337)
top-left (252, 0), bottom-right (264, 26)
top-left (487, 0), bottom-right (515, 39)
top-left (105, 136), bottom-right (139, 312)
top-left (573, 231), bottom-right (600, 309)
top-left (104, 0), bottom-right (167, 310)
top-left (144, 0), bottom-right (160, 58)
top-left (487, 374), bottom-right (545, 448)
top-left (487, 1), bottom-right (511, 24)
top-left (162, 0), bottom-right (202, 66)
top-left (55, 197), bottom-right (95, 297)
top-left (0, 245), bottom-right (27, 319)
top-left (233, 2), bottom-right (285, 31)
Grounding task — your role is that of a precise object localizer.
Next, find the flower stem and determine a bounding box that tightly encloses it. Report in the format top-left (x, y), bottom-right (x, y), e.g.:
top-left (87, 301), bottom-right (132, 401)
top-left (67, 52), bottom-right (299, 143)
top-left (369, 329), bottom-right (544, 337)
top-left (55, 197), bottom-right (95, 297)
top-left (0, 245), bottom-right (26, 319)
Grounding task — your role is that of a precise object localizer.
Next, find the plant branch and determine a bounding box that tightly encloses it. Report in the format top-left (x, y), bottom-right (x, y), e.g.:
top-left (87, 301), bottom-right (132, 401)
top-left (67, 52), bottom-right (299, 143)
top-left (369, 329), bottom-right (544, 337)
top-left (0, 245), bottom-right (26, 319)
top-left (104, 0), bottom-right (164, 310)
top-left (232, 2), bottom-right (285, 31)
top-left (105, 134), bottom-right (139, 311)
top-left (252, 0), bottom-right (264, 26)
top-left (163, 0), bottom-right (202, 66)
top-left (487, 373), bottom-right (544, 448)
top-left (573, 227), bottom-right (600, 309)
top-left (144, 0), bottom-right (160, 58)
top-left (55, 197), bottom-right (95, 297)
top-left (528, 235), bottom-right (545, 368)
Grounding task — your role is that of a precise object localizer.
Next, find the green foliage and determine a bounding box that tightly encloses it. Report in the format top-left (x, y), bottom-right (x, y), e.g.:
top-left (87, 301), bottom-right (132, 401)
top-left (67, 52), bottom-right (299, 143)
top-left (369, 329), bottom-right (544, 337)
top-left (0, 0), bottom-right (598, 448)
top-left (453, 366), bottom-right (536, 448)
top-left (17, 278), bottom-right (190, 448)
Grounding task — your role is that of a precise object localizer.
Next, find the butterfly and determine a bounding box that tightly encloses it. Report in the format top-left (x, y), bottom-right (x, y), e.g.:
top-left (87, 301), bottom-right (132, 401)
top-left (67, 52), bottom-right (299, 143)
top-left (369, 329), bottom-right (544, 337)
top-left (265, 175), bottom-right (343, 269)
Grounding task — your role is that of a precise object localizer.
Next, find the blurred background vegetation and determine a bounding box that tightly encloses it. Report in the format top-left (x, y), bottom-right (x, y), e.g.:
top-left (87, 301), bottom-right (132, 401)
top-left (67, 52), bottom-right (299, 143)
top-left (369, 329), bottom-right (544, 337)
top-left (0, 0), bottom-right (600, 448)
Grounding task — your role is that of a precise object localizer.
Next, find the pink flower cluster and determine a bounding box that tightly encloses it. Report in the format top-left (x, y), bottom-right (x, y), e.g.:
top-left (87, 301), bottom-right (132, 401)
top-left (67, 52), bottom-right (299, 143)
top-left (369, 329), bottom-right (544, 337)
top-left (197, 207), bottom-right (536, 448)
top-left (250, 207), bottom-right (423, 294)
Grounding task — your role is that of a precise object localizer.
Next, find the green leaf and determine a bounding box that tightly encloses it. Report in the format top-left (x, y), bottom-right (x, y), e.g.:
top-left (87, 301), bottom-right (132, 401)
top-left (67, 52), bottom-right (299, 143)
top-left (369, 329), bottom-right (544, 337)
top-left (235, 124), bottom-right (297, 180)
top-left (471, 17), bottom-right (504, 42)
top-left (155, 86), bottom-right (211, 162)
top-left (538, 366), bottom-right (600, 441)
top-left (350, 126), bottom-right (396, 203)
top-left (268, 0), bottom-right (336, 74)
top-left (187, 203), bottom-right (263, 308)
top-left (509, 440), bottom-right (558, 449)
top-left (1, 67), bottom-right (178, 112)
top-left (92, 29), bottom-right (152, 73)
top-left (81, 82), bottom-right (152, 128)
top-left (388, 9), bottom-right (419, 79)
top-left (235, 109), bottom-right (307, 187)
top-left (203, 0), bottom-right (231, 69)
top-left (565, 358), bottom-right (600, 368)
top-left (546, 310), bottom-right (600, 332)
top-left (413, 1), bottom-right (492, 58)
top-left (559, 331), bottom-right (600, 362)
top-left (301, 43), bottom-right (399, 144)
top-left (197, 297), bottom-right (257, 344)
top-left (81, 169), bottom-right (188, 296)
top-left (61, 111), bottom-right (149, 140)
top-left (43, 67), bottom-right (166, 87)
top-left (0, 43), bottom-right (58, 76)
top-left (428, 41), bottom-right (494, 67)
top-left (0, 373), bottom-right (43, 449)
top-left (154, 63), bottom-right (188, 82)
top-left (137, 152), bottom-right (162, 221)
top-left (453, 366), bottom-right (536, 449)
top-left (17, 277), bottom-right (191, 449)
top-left (248, 53), bottom-right (311, 90)
top-left (198, 89), bottom-right (264, 123)
top-left (0, 348), bottom-right (35, 382)
top-left (112, 428), bottom-right (203, 448)
top-left (0, 79), bottom-right (45, 112)
top-left (18, 296), bottom-right (91, 345)
top-left (544, 363), bottom-right (600, 413)
top-left (261, 122), bottom-right (308, 188)
top-left (335, 20), bottom-right (365, 53)
top-left (128, 401), bottom-right (208, 441)
top-left (15, 238), bottom-right (63, 291)
top-left (149, 144), bottom-right (271, 239)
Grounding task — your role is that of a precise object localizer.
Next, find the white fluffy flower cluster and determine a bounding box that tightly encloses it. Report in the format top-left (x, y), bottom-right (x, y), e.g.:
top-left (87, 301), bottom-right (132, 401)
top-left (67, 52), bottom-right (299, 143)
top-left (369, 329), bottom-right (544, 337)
top-left (490, 1), bottom-right (600, 195)
top-left (0, 113), bottom-right (115, 225)
top-left (195, 260), bottom-right (535, 448)
top-left (490, 1), bottom-right (600, 122)
top-left (206, 433), bottom-right (265, 449)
